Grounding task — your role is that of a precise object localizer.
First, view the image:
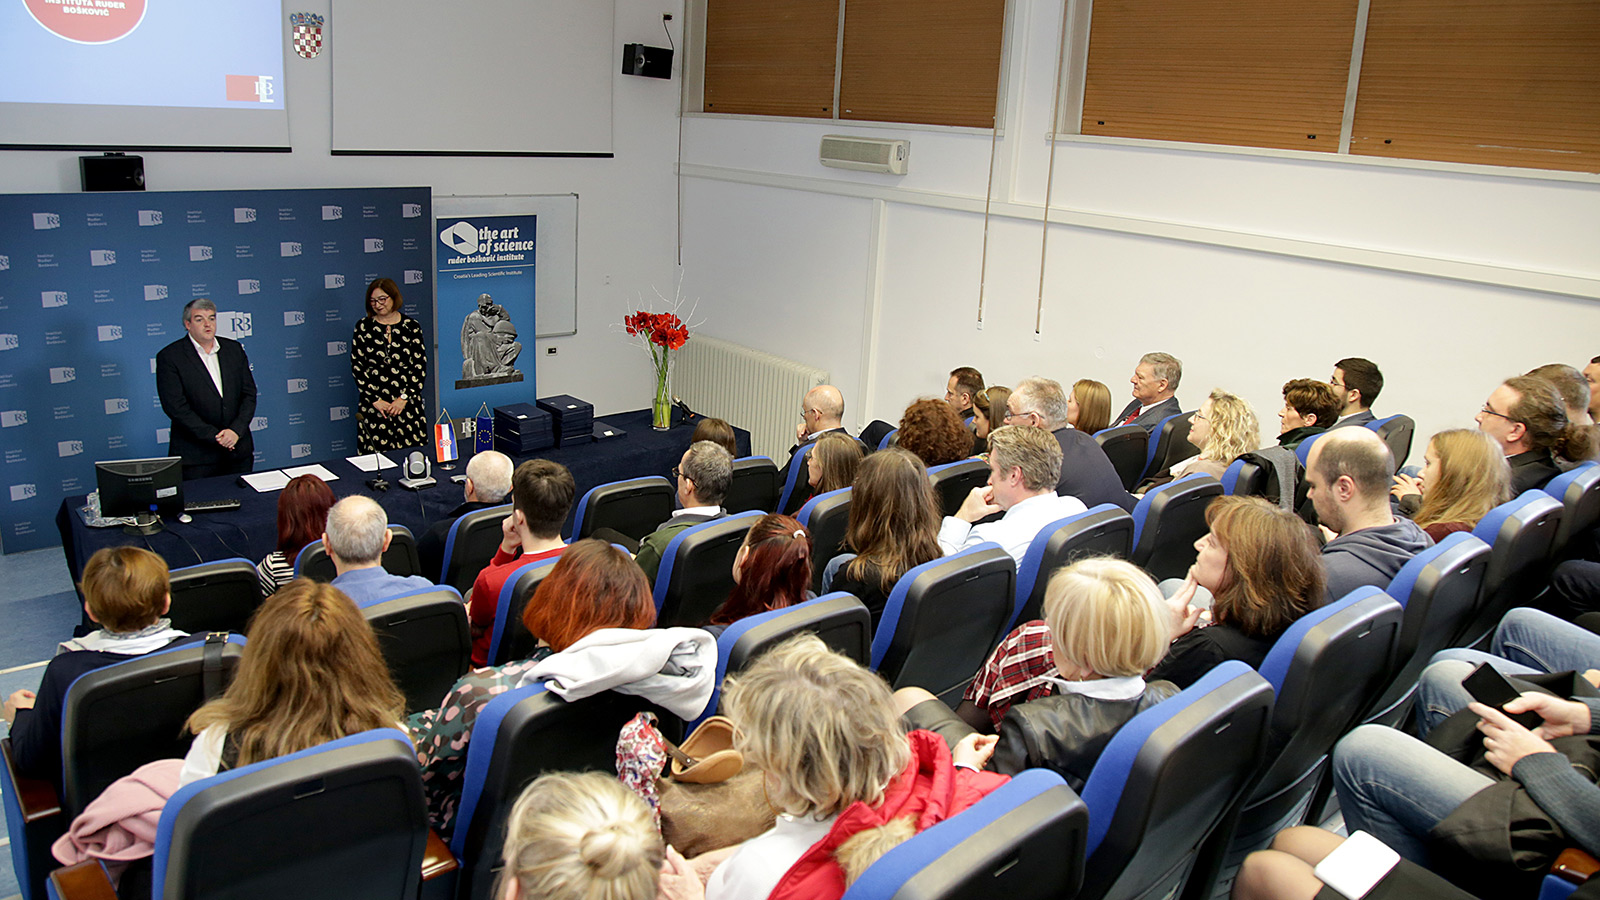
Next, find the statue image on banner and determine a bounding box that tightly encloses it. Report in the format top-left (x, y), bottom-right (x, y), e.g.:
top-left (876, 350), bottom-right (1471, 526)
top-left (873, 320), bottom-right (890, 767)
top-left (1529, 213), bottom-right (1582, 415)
top-left (457, 292), bottom-right (524, 387)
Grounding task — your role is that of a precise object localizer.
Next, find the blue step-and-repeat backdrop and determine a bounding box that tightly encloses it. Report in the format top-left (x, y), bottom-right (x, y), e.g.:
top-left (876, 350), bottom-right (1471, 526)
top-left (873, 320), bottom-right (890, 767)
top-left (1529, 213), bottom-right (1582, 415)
top-left (0, 186), bottom-right (435, 552)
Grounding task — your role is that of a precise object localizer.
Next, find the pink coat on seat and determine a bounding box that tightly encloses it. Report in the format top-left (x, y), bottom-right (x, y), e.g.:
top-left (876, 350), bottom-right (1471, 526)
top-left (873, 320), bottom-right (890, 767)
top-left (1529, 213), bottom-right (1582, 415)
top-left (52, 758), bottom-right (184, 877)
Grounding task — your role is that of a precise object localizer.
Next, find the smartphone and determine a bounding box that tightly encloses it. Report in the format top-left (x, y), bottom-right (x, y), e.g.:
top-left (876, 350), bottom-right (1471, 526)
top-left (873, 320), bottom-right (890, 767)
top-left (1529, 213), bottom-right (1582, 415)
top-left (1313, 831), bottom-right (1400, 899)
top-left (1461, 662), bottom-right (1544, 730)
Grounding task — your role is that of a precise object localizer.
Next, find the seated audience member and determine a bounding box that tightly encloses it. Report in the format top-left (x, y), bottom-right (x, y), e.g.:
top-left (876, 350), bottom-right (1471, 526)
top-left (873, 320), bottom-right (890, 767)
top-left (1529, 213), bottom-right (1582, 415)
top-left (787, 431), bottom-right (862, 514)
top-left (1476, 374), bottom-right (1584, 492)
top-left (938, 424), bottom-right (1088, 563)
top-left (1235, 825), bottom-right (1477, 900)
top-left (1329, 357), bottom-right (1383, 428)
top-left (1328, 692), bottom-right (1600, 899)
top-left (1276, 378), bottom-right (1343, 451)
top-left (971, 385), bottom-right (1010, 455)
top-left (690, 417), bottom-right (739, 457)
top-left (1528, 362), bottom-right (1596, 427)
top-left (944, 366), bottom-right (984, 418)
top-left (467, 459), bottom-right (575, 666)
top-left (1152, 496), bottom-right (1324, 687)
top-left (181, 579), bottom-right (407, 786)
top-left (1390, 429), bottom-right (1511, 542)
top-left (501, 772), bottom-right (665, 900)
top-left (1587, 355), bottom-right (1600, 423)
top-left (705, 514), bottom-right (812, 634)
top-left (323, 495), bottom-right (435, 605)
top-left (699, 635), bottom-right (1006, 900)
top-left (778, 385), bottom-right (849, 487)
top-left (1306, 427), bottom-right (1432, 601)
top-left (416, 450), bottom-right (513, 581)
top-left (1068, 379), bottom-right (1113, 435)
top-left (1114, 352), bottom-right (1183, 429)
top-left (1008, 376), bottom-right (1135, 511)
top-left (822, 449), bottom-right (944, 630)
top-left (637, 441), bottom-right (734, 579)
top-left (895, 398), bottom-right (972, 469)
top-left (1135, 388), bottom-right (1259, 492)
top-left (4, 547), bottom-right (191, 792)
top-left (1549, 559), bottom-right (1600, 622)
top-left (413, 540), bottom-right (712, 836)
top-left (895, 558), bottom-right (1180, 789)
top-left (257, 473), bottom-right (336, 596)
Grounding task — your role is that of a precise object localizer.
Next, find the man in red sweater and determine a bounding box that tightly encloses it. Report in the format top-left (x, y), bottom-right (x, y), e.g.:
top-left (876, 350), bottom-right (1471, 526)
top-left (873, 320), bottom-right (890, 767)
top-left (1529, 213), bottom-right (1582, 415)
top-left (465, 458), bottom-right (574, 666)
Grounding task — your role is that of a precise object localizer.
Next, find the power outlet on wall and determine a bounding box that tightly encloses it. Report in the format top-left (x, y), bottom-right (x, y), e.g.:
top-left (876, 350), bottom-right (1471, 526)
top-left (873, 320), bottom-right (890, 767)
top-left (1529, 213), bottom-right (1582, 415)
top-left (546, 346), bottom-right (558, 356)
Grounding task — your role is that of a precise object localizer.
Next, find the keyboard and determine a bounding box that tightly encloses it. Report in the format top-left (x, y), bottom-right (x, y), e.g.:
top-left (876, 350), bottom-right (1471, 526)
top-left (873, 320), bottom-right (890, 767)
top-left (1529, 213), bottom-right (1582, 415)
top-left (184, 498), bottom-right (243, 513)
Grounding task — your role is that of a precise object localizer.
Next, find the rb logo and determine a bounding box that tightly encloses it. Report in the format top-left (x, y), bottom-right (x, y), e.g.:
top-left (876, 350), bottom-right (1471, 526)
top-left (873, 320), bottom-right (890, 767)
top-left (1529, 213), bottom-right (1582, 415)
top-left (220, 312), bottom-right (253, 338)
top-left (291, 443), bottom-right (312, 459)
top-left (363, 238), bottom-right (384, 253)
top-left (41, 291), bottom-right (68, 308)
top-left (33, 213), bottom-right (60, 230)
top-left (97, 325), bottom-right (123, 342)
top-left (403, 269), bottom-right (423, 284)
top-left (234, 208), bottom-right (257, 223)
top-left (238, 279), bottom-right (261, 295)
top-left (283, 311), bottom-right (307, 326)
top-left (281, 242), bottom-right (302, 257)
top-left (104, 398), bottom-right (130, 414)
top-left (325, 274), bottom-right (345, 289)
top-left (322, 205), bottom-right (343, 220)
top-left (144, 284), bottom-right (168, 301)
top-left (287, 378), bottom-right (309, 393)
top-left (190, 245), bottom-right (213, 261)
top-left (58, 440), bottom-right (84, 457)
top-left (326, 341), bottom-right (347, 356)
top-left (50, 367), bottom-right (76, 383)
top-left (250, 417), bottom-right (269, 432)
top-left (137, 210), bottom-right (163, 226)
top-left (90, 250), bottom-right (116, 266)
top-left (0, 334), bottom-right (21, 351)
top-left (10, 484), bottom-right (37, 501)
top-left (330, 406), bottom-right (350, 421)
top-left (1, 411), bottom-right (27, 427)
top-left (402, 203), bottom-right (422, 218)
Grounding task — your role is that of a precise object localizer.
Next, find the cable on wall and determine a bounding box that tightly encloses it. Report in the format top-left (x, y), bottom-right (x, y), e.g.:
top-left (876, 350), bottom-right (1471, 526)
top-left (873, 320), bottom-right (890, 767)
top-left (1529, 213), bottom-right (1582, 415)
top-left (1034, 0), bottom-right (1073, 336)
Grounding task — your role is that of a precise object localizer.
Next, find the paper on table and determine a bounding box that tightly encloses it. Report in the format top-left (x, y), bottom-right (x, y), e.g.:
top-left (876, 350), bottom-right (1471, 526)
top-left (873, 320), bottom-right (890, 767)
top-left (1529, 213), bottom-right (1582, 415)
top-left (346, 454), bottom-right (398, 472)
top-left (283, 464), bottom-right (341, 482)
top-left (241, 470), bottom-right (292, 492)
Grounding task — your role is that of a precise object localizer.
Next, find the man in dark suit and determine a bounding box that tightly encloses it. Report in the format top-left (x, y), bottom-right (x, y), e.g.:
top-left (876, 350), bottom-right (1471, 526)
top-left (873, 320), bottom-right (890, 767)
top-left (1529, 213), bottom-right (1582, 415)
top-left (155, 298), bottom-right (258, 479)
top-left (778, 384), bottom-right (851, 501)
top-left (1010, 376), bottom-right (1136, 512)
top-left (1329, 357), bottom-right (1383, 428)
top-left (1113, 352), bottom-right (1183, 430)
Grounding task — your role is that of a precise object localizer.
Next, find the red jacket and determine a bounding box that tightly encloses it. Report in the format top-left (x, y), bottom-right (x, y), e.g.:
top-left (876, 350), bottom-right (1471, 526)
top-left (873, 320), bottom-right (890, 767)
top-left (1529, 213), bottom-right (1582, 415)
top-left (767, 730), bottom-right (1009, 900)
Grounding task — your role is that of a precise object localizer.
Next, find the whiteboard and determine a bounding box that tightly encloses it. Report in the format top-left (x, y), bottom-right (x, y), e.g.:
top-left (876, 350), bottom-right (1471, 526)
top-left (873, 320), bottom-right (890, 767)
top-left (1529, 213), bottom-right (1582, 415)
top-left (331, 0), bottom-right (614, 155)
top-left (435, 194), bottom-right (579, 337)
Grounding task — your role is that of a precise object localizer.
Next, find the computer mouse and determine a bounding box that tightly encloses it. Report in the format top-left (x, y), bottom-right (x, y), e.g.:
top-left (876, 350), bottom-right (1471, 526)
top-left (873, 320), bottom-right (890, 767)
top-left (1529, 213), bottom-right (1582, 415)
top-left (178, 513), bottom-right (193, 524)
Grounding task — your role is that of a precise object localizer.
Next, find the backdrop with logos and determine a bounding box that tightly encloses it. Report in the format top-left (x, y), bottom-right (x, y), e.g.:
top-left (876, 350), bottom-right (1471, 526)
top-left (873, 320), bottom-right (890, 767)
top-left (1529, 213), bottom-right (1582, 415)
top-left (0, 186), bottom-right (434, 552)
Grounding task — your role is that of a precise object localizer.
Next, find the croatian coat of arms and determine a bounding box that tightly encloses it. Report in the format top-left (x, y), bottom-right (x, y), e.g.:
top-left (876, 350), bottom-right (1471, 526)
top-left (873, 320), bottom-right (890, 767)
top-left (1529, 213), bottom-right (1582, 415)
top-left (290, 12), bottom-right (324, 60)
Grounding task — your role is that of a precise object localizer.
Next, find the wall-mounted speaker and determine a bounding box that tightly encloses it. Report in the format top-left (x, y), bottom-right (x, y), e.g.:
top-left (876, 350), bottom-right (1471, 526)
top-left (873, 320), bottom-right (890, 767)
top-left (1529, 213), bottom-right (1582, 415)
top-left (80, 153), bottom-right (146, 192)
top-left (621, 43), bottom-right (673, 79)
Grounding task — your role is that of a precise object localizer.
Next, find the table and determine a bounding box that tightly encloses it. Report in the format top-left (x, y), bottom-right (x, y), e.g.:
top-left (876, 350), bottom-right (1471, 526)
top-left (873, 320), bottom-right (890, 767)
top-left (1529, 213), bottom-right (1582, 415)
top-left (56, 409), bottom-right (750, 586)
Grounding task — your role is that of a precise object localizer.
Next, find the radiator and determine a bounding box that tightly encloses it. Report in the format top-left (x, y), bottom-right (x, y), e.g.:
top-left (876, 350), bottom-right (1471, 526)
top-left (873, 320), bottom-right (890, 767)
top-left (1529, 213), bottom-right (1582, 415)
top-left (673, 334), bottom-right (828, 460)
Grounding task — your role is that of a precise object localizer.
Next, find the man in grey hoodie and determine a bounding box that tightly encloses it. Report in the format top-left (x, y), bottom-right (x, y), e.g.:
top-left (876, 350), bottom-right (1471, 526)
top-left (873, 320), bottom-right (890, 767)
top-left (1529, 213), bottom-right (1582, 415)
top-left (1304, 427), bottom-right (1433, 603)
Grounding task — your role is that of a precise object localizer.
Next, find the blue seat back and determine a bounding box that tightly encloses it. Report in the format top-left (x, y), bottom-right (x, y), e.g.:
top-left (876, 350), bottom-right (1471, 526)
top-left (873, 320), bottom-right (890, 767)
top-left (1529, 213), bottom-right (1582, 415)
top-left (1545, 460), bottom-right (1600, 554)
top-left (871, 544), bottom-right (1016, 704)
top-left (1365, 413), bottom-right (1416, 468)
top-left (167, 558), bottom-right (262, 634)
top-left (1220, 457), bottom-right (1270, 498)
top-left (726, 456), bottom-right (781, 514)
top-left (487, 555), bottom-right (561, 666)
top-left (439, 503), bottom-right (512, 591)
top-left (150, 729), bottom-right (425, 900)
top-left (358, 585), bottom-right (470, 714)
top-left (777, 443), bottom-right (816, 514)
top-left (692, 592), bottom-right (872, 730)
top-left (841, 768), bottom-right (1089, 900)
top-left (1010, 504), bottom-right (1134, 629)
top-left (1129, 473), bottom-right (1223, 581)
top-left (797, 487), bottom-right (852, 592)
top-left (1468, 490), bottom-right (1564, 637)
top-left (653, 512), bottom-right (762, 627)
top-left (571, 476), bottom-right (674, 542)
top-left (1095, 425), bottom-right (1151, 492)
top-left (928, 458), bottom-right (991, 518)
top-left (1294, 431), bottom-right (1326, 469)
top-left (879, 428), bottom-right (900, 450)
top-left (1141, 411), bottom-right (1197, 483)
top-left (1077, 661), bottom-right (1274, 900)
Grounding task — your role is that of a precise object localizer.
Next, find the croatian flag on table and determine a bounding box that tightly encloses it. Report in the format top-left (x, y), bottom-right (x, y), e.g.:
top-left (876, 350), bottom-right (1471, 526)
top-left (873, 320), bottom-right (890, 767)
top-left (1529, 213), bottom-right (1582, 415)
top-left (435, 423), bottom-right (458, 463)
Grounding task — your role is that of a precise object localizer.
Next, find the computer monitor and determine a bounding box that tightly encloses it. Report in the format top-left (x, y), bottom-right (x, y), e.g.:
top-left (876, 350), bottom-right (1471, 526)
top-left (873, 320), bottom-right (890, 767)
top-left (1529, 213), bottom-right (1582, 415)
top-left (95, 456), bottom-right (184, 531)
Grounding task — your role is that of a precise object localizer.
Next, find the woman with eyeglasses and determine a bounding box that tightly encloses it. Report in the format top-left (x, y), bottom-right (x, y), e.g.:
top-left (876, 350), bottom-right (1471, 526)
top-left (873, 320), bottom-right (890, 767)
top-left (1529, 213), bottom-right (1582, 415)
top-left (351, 277), bottom-right (428, 453)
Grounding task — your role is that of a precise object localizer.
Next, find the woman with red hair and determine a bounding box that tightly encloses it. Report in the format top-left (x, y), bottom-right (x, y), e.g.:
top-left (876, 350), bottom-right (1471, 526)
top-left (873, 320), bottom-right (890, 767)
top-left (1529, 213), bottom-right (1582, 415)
top-left (255, 474), bottom-right (336, 596)
top-left (706, 514), bottom-right (812, 632)
top-left (411, 539), bottom-right (716, 837)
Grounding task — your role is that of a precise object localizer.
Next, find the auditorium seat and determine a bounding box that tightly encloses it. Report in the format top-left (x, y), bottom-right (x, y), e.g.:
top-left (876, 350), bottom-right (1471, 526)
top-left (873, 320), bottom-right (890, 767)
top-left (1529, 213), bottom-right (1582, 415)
top-left (796, 487), bottom-right (851, 592)
top-left (49, 729), bottom-right (431, 900)
top-left (295, 526), bottom-right (422, 581)
top-left (871, 544), bottom-right (1015, 705)
top-left (570, 476), bottom-right (674, 542)
top-left (358, 586), bottom-right (471, 715)
top-left (437, 503), bottom-right (511, 592)
top-left (840, 768), bottom-right (1089, 900)
top-left (1294, 431), bottom-right (1327, 469)
top-left (1, 735), bottom-right (59, 900)
top-left (1192, 588), bottom-right (1402, 899)
top-left (879, 428), bottom-right (900, 451)
top-left (1220, 457), bottom-right (1269, 498)
top-left (928, 458), bottom-right (990, 518)
top-left (450, 686), bottom-right (679, 900)
top-left (1129, 473), bottom-right (1223, 581)
top-left (653, 512), bottom-right (761, 627)
top-left (776, 444), bottom-right (816, 515)
top-left (166, 557), bottom-right (264, 634)
top-left (1544, 461), bottom-right (1599, 558)
top-left (485, 556), bottom-right (560, 667)
top-left (1365, 413), bottom-right (1416, 467)
top-left (860, 419), bottom-right (897, 454)
top-left (725, 456), bottom-right (780, 514)
top-left (1094, 425), bottom-right (1150, 491)
top-left (1456, 489), bottom-right (1564, 647)
top-left (1141, 411), bottom-right (1198, 484)
top-left (1010, 504), bottom-right (1134, 629)
top-left (691, 592), bottom-right (872, 730)
top-left (1074, 661), bottom-right (1274, 900)
top-left (1361, 533), bottom-right (1491, 728)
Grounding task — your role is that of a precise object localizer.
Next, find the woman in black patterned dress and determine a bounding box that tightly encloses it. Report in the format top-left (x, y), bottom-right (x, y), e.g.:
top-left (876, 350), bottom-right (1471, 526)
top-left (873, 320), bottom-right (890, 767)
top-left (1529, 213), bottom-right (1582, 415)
top-left (351, 277), bottom-right (428, 452)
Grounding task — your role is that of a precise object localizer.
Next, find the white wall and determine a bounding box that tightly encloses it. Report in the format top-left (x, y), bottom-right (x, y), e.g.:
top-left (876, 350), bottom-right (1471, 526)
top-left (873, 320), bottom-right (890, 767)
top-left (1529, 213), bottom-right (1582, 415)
top-left (677, 0), bottom-right (1600, 461)
top-left (0, 0), bottom-right (688, 418)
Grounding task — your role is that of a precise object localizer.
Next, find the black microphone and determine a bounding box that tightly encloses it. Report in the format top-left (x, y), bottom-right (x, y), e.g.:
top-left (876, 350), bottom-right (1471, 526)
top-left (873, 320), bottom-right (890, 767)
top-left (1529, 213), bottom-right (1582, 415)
top-left (673, 396), bottom-right (698, 421)
top-left (366, 448), bottom-right (389, 492)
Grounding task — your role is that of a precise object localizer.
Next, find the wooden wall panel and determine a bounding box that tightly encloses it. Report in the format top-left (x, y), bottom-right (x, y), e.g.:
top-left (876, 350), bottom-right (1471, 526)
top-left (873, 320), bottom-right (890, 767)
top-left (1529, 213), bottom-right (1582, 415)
top-left (838, 0), bottom-right (1006, 128)
top-left (703, 0), bottom-right (839, 118)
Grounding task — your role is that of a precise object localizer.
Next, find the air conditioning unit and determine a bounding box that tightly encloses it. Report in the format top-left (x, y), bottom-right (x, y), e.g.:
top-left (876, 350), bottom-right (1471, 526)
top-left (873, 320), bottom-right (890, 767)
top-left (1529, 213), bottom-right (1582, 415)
top-left (819, 135), bottom-right (910, 175)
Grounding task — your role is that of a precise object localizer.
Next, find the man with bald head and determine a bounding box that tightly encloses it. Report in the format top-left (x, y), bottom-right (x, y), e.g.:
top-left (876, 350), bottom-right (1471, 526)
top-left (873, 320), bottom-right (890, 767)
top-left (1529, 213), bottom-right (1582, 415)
top-left (779, 384), bottom-right (851, 505)
top-left (325, 496), bottom-right (435, 605)
top-left (1304, 427), bottom-right (1431, 602)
